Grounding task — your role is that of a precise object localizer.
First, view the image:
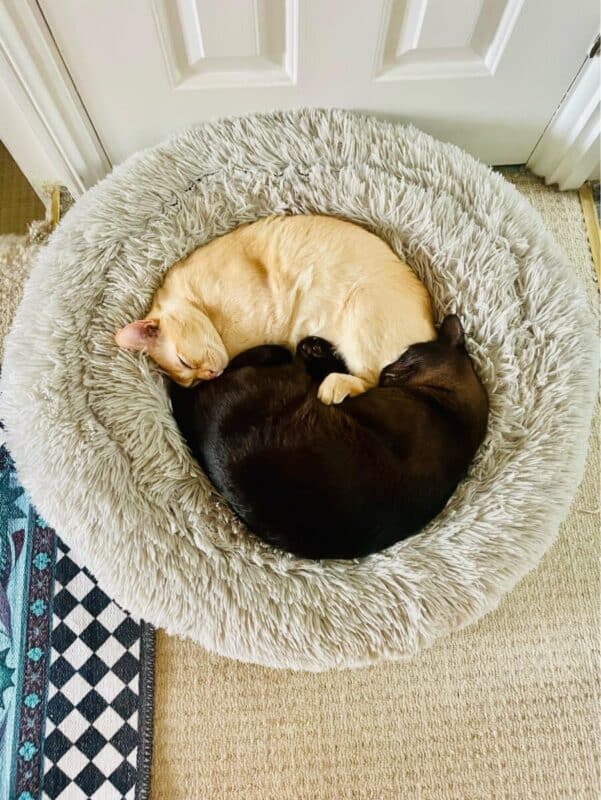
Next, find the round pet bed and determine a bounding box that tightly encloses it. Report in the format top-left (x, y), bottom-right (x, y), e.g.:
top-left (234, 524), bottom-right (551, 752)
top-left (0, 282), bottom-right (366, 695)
top-left (0, 110), bottom-right (596, 671)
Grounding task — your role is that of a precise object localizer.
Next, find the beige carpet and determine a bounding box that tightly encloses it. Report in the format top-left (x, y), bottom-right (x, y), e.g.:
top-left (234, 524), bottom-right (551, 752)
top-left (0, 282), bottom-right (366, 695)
top-left (0, 223), bottom-right (51, 361)
top-left (152, 171), bottom-right (600, 800)
top-left (0, 170), bottom-right (598, 799)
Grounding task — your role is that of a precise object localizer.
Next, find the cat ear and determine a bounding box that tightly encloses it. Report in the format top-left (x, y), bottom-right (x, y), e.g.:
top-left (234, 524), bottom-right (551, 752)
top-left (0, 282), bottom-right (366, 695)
top-left (439, 314), bottom-right (464, 347)
top-left (115, 319), bottom-right (159, 351)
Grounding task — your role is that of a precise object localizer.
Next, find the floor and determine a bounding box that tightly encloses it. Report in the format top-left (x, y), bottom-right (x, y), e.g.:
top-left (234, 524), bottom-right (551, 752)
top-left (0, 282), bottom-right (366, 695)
top-left (0, 142), bottom-right (44, 235)
top-left (1, 148), bottom-right (599, 800)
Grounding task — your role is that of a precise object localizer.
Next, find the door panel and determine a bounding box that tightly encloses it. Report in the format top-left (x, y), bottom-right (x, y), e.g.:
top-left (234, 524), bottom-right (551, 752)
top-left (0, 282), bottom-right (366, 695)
top-left (153, 0), bottom-right (297, 88)
top-left (38, 0), bottom-right (599, 166)
top-left (375, 0), bottom-right (524, 79)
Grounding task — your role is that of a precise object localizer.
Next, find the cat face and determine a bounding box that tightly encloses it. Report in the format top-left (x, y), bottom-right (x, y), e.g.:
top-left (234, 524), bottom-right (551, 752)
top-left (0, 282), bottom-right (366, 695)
top-left (379, 315), bottom-right (471, 389)
top-left (115, 309), bottom-right (229, 387)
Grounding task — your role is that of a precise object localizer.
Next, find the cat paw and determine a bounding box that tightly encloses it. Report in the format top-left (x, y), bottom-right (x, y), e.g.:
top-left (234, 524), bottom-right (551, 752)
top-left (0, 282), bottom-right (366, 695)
top-left (298, 336), bottom-right (335, 361)
top-left (317, 373), bottom-right (368, 405)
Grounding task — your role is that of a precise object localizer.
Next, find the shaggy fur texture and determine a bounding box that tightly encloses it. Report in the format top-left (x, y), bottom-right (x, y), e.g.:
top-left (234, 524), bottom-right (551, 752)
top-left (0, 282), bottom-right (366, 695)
top-left (0, 110), bottom-right (597, 671)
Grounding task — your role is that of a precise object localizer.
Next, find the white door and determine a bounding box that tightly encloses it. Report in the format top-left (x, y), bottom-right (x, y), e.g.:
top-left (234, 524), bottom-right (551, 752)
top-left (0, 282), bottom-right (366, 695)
top-left (37, 0), bottom-right (599, 167)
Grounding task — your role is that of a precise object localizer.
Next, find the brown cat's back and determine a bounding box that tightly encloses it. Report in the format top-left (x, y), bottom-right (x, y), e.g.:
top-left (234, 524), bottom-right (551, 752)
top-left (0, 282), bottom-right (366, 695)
top-left (170, 317), bottom-right (488, 559)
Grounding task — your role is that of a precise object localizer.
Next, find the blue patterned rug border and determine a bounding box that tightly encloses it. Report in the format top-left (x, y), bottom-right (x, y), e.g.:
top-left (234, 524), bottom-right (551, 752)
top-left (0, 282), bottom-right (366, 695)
top-left (0, 442), bottom-right (55, 800)
top-left (13, 516), bottom-right (56, 800)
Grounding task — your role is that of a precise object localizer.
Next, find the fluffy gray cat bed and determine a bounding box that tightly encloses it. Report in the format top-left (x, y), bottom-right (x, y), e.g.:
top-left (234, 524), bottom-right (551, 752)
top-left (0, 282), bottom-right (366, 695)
top-left (0, 110), bottom-right (596, 671)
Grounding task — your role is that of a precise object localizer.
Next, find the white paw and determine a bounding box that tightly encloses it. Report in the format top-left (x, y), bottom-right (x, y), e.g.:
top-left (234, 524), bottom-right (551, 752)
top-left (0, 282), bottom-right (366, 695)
top-left (317, 373), bottom-right (367, 405)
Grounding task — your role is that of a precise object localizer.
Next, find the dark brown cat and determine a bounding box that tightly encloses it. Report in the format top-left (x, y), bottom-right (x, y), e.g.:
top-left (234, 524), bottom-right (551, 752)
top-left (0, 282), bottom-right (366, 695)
top-left (170, 315), bottom-right (489, 559)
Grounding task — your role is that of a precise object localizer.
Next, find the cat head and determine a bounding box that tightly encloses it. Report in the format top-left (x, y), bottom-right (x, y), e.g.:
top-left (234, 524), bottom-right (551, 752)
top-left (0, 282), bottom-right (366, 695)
top-left (379, 315), bottom-right (480, 393)
top-left (115, 308), bottom-right (229, 387)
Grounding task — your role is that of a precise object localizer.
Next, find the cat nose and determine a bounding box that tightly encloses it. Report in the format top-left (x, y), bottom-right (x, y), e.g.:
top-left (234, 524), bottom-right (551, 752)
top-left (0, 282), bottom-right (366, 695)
top-left (198, 368), bottom-right (222, 380)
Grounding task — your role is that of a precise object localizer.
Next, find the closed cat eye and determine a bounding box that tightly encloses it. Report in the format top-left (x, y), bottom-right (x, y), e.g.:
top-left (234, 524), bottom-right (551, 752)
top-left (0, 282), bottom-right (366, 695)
top-left (177, 355), bottom-right (193, 369)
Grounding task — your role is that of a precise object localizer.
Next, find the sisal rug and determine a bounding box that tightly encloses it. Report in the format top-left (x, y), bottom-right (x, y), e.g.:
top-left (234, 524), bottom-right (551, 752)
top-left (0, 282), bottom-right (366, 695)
top-left (151, 170), bottom-right (600, 800)
top-left (0, 225), bottom-right (47, 362)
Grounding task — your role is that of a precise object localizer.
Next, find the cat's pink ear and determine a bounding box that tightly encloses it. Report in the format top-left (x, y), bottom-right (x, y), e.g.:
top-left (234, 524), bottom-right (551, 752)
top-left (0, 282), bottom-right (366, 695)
top-left (115, 319), bottom-right (159, 351)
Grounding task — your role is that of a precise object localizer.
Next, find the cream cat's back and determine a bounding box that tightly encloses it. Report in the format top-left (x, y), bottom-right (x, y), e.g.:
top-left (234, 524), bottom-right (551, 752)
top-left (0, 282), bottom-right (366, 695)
top-left (154, 215), bottom-right (404, 343)
top-left (158, 214), bottom-right (424, 304)
top-left (244, 216), bottom-right (434, 349)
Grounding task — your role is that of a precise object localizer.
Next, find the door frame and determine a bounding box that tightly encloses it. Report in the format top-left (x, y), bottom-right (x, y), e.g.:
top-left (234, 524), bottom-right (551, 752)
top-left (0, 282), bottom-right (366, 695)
top-left (0, 0), bottom-right (597, 201)
top-left (0, 0), bottom-right (110, 203)
top-left (527, 37), bottom-right (600, 190)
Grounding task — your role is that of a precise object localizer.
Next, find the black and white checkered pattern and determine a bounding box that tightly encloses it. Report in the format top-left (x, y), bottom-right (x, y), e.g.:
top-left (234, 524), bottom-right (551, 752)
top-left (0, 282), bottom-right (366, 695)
top-left (44, 542), bottom-right (142, 799)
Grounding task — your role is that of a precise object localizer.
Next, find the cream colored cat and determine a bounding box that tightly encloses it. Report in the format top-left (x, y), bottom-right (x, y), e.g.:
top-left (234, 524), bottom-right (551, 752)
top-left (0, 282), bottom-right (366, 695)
top-left (115, 215), bottom-right (435, 404)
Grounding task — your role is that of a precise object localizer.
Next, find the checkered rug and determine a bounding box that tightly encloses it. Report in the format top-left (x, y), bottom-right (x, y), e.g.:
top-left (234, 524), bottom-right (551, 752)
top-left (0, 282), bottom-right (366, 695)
top-left (44, 542), bottom-right (154, 799)
top-left (0, 441), bottom-right (154, 800)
